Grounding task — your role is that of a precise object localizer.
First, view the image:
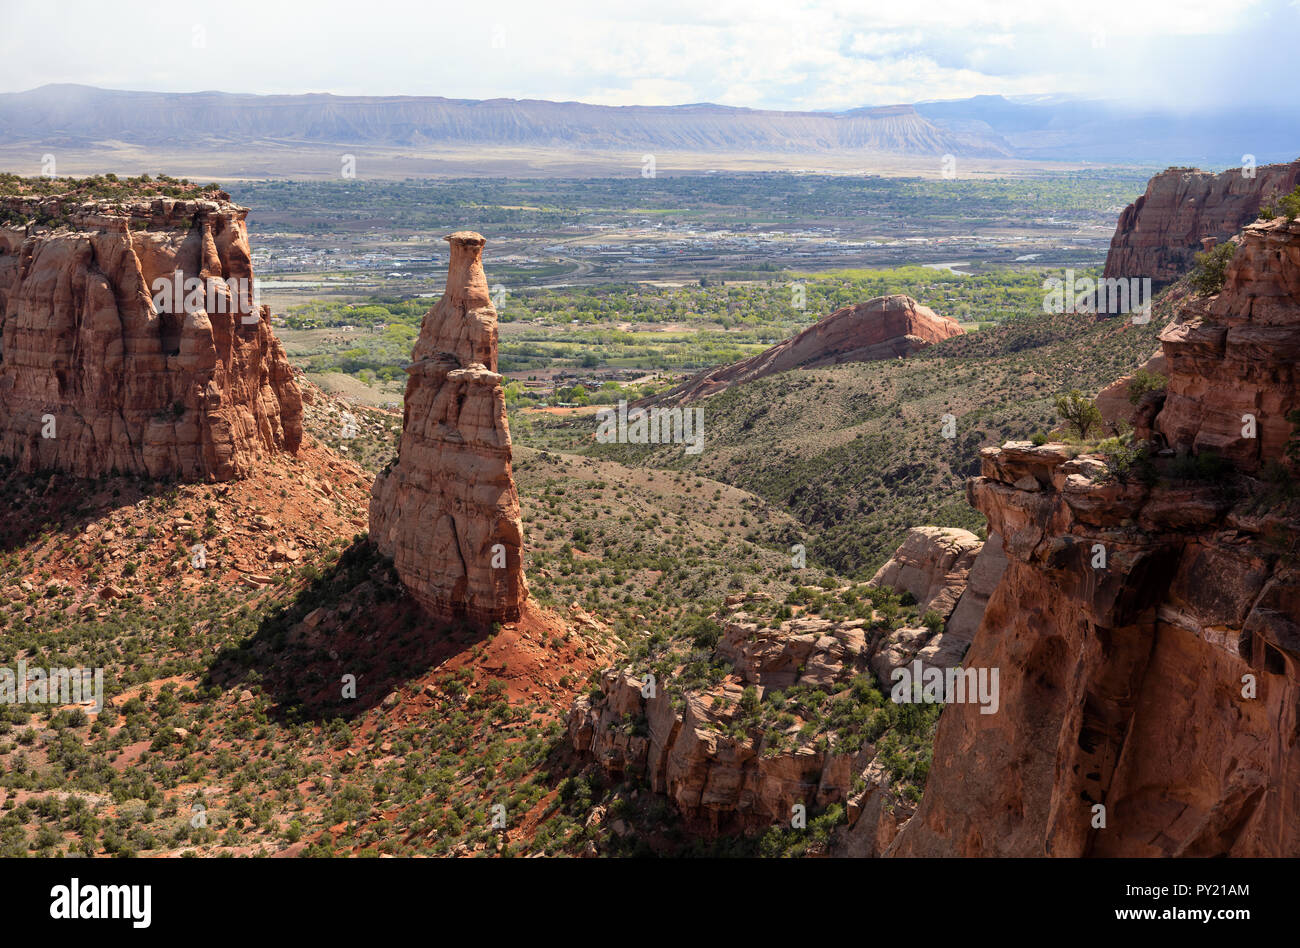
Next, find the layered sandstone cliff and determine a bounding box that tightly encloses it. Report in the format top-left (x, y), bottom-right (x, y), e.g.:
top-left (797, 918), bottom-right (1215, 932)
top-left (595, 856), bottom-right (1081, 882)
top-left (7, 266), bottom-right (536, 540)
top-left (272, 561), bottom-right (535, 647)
top-left (642, 294), bottom-right (963, 406)
top-left (1103, 160), bottom-right (1300, 288)
top-left (1146, 217), bottom-right (1300, 471)
top-left (891, 217), bottom-right (1300, 857)
top-left (0, 194), bottom-right (302, 480)
top-left (369, 232), bottom-right (527, 626)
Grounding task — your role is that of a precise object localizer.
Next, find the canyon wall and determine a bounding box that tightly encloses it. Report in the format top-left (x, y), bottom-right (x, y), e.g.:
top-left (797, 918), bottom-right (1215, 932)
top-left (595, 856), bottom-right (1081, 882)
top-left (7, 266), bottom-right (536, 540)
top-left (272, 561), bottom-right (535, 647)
top-left (369, 232), bottom-right (527, 625)
top-left (1103, 160), bottom-right (1300, 288)
top-left (0, 195), bottom-right (302, 480)
top-left (892, 217), bottom-right (1300, 857)
top-left (1149, 218), bottom-right (1300, 471)
top-left (641, 294), bottom-right (963, 406)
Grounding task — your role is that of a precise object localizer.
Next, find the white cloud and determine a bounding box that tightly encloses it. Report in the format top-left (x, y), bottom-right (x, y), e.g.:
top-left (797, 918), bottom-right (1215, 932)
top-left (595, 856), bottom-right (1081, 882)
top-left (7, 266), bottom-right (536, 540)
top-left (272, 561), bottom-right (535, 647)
top-left (0, 0), bottom-right (1293, 112)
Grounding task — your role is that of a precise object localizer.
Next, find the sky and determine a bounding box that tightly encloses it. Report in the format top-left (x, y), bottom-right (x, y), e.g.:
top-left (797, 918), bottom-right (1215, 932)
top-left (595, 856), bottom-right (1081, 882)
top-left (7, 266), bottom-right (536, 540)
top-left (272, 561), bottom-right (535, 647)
top-left (1, 0), bottom-right (1296, 112)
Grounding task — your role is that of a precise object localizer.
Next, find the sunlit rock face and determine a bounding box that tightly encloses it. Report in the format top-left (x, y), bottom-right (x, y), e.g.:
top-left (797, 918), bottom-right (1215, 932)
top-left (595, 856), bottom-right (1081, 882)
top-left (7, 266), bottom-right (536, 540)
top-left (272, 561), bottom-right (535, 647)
top-left (1103, 160), bottom-right (1300, 289)
top-left (892, 220), bottom-right (1300, 857)
top-left (369, 232), bottom-right (527, 626)
top-left (0, 195), bottom-right (302, 480)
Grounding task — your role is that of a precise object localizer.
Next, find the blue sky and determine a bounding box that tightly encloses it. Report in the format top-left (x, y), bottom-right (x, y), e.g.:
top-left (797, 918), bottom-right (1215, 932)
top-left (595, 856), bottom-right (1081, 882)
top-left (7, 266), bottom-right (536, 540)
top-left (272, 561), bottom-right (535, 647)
top-left (2, 0), bottom-right (1296, 111)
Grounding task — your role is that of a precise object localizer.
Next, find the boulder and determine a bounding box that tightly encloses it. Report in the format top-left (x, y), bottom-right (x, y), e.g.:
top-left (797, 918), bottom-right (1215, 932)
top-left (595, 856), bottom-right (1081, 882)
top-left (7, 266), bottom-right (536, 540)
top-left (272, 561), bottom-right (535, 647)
top-left (869, 526), bottom-right (983, 619)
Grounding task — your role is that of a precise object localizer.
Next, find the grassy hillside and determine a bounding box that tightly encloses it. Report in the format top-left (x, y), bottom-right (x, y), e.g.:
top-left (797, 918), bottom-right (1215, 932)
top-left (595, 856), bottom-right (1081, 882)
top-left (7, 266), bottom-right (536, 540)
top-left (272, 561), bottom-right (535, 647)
top-left (517, 307), bottom-right (1167, 575)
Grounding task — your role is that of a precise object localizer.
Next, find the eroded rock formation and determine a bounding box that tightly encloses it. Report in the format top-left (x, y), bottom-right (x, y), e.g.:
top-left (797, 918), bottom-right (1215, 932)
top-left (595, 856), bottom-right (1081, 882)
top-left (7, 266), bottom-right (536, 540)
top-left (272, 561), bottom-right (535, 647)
top-left (0, 196), bottom-right (302, 480)
top-left (641, 294), bottom-right (963, 406)
top-left (567, 519), bottom-right (1013, 852)
top-left (869, 527), bottom-right (1007, 674)
top-left (568, 601), bottom-right (915, 853)
top-left (891, 217), bottom-right (1300, 856)
top-left (1146, 218), bottom-right (1300, 471)
top-left (369, 232), bottom-right (527, 626)
top-left (869, 526), bottom-right (983, 618)
top-left (1103, 160), bottom-right (1300, 288)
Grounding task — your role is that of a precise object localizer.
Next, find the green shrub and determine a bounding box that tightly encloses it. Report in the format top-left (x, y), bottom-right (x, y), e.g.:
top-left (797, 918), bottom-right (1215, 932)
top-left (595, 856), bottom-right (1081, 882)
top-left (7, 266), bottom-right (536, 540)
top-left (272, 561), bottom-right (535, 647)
top-left (1127, 368), bottom-right (1167, 404)
top-left (1098, 437), bottom-right (1156, 485)
top-left (1260, 185), bottom-right (1300, 222)
top-left (1054, 389), bottom-right (1102, 440)
top-left (1189, 241), bottom-right (1237, 296)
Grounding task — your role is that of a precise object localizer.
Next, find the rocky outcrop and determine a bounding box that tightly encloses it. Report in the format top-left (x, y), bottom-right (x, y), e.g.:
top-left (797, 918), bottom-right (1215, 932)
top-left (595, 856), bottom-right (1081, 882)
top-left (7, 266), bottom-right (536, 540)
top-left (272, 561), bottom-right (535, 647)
top-left (869, 527), bottom-right (982, 618)
top-left (891, 219), bottom-right (1300, 857)
top-left (565, 519), bottom-right (1016, 850)
top-left (890, 438), bottom-right (1300, 856)
top-left (568, 602), bottom-right (915, 851)
top-left (1103, 160), bottom-right (1300, 288)
top-left (1146, 217), bottom-right (1300, 472)
top-left (369, 232), bottom-right (527, 626)
top-left (940, 531), bottom-right (1007, 647)
top-left (641, 295), bottom-right (963, 406)
top-left (1095, 349), bottom-right (1167, 435)
top-left (0, 195), bottom-right (302, 480)
top-left (868, 526), bottom-right (1006, 679)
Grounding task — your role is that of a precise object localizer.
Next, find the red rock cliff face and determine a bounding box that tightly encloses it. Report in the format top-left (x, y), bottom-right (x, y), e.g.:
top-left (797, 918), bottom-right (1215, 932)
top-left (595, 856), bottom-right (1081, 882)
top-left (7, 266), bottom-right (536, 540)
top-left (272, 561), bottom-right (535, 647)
top-left (642, 294), bottom-right (963, 406)
top-left (1103, 161), bottom-right (1300, 288)
top-left (0, 196), bottom-right (302, 480)
top-left (1151, 218), bottom-right (1300, 471)
top-left (369, 232), bottom-right (527, 626)
top-left (891, 219), bottom-right (1300, 857)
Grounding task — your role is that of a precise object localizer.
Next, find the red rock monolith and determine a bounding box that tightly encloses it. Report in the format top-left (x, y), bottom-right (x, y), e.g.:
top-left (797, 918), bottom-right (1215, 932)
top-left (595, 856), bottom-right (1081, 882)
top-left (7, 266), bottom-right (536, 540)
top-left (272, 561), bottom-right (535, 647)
top-left (369, 232), bottom-right (527, 625)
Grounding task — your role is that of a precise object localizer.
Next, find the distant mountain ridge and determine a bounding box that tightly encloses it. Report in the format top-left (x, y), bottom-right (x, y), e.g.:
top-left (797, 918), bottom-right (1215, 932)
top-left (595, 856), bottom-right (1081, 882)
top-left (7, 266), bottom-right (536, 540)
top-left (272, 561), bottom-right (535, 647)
top-left (3, 85), bottom-right (1297, 165)
top-left (0, 85), bottom-right (1008, 157)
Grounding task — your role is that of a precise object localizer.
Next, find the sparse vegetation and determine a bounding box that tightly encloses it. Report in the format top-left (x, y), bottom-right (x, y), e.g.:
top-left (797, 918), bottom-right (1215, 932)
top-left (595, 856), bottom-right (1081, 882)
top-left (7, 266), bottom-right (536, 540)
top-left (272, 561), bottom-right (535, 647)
top-left (1053, 389), bottom-right (1103, 441)
top-left (1127, 368), bottom-right (1167, 404)
top-left (1189, 240), bottom-right (1237, 296)
top-left (1259, 185), bottom-right (1300, 222)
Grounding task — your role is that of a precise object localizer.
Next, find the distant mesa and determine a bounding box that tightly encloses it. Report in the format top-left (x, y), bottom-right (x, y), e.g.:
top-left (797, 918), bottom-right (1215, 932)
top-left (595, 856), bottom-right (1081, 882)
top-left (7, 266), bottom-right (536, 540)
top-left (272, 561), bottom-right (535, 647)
top-left (0, 185), bottom-right (302, 480)
top-left (1103, 159), bottom-right (1300, 289)
top-left (642, 294), bottom-right (963, 406)
top-left (369, 231), bottom-right (528, 626)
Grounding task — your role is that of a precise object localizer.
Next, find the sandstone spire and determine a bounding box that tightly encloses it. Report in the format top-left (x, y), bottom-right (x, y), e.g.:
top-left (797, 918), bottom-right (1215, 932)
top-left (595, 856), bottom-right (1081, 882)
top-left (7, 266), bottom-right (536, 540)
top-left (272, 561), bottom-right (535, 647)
top-left (369, 232), bottom-right (527, 625)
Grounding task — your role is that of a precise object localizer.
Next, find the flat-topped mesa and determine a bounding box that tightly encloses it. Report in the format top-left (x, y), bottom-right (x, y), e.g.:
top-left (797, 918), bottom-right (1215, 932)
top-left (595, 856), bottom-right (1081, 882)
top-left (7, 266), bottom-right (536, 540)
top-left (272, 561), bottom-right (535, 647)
top-left (1104, 160), bottom-right (1300, 289)
top-left (1148, 216), bottom-right (1300, 472)
top-left (369, 231), bottom-right (527, 626)
top-left (0, 195), bottom-right (303, 480)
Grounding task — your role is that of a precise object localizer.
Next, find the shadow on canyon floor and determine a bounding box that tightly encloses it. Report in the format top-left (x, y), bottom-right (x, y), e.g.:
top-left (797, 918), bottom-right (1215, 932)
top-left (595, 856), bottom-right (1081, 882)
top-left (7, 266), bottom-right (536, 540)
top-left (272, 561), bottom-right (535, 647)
top-left (203, 539), bottom-right (492, 721)
top-left (0, 461), bottom-right (178, 554)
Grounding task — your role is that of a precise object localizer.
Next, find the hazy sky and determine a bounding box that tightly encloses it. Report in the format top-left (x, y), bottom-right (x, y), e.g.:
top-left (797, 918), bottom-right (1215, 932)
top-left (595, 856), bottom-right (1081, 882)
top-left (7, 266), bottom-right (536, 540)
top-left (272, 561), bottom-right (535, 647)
top-left (2, 0), bottom-right (1296, 111)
